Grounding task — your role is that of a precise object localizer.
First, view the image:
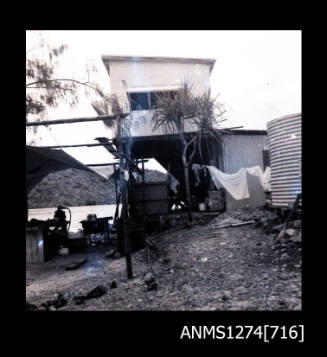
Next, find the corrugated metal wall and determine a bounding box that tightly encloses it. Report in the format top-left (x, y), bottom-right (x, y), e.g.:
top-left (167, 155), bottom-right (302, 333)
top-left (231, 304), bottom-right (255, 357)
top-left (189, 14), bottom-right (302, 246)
top-left (222, 134), bottom-right (268, 210)
top-left (267, 113), bottom-right (302, 207)
top-left (222, 134), bottom-right (268, 173)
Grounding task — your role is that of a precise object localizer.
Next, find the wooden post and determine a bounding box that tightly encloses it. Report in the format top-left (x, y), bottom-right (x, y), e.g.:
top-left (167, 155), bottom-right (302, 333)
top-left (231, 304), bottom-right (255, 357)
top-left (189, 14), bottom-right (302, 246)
top-left (113, 163), bottom-right (118, 206)
top-left (182, 138), bottom-right (193, 223)
top-left (26, 185), bottom-right (28, 223)
top-left (117, 116), bottom-right (133, 279)
top-left (141, 156), bottom-right (146, 214)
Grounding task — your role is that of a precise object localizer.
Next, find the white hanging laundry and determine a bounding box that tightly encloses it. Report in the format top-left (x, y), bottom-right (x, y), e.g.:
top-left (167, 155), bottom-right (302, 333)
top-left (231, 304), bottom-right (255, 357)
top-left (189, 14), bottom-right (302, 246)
top-left (247, 165), bottom-right (265, 187)
top-left (207, 166), bottom-right (250, 200)
top-left (207, 165), bottom-right (266, 200)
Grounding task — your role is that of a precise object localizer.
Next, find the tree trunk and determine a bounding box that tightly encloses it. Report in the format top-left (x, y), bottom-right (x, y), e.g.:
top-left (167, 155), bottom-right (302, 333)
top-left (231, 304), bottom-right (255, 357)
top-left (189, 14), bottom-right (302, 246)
top-left (182, 147), bottom-right (193, 223)
top-left (179, 126), bottom-right (193, 223)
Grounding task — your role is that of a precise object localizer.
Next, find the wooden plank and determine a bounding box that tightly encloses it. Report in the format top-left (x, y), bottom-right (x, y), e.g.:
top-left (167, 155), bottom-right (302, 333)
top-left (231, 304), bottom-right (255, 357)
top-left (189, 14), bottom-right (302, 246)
top-left (26, 114), bottom-right (129, 126)
top-left (38, 143), bottom-right (113, 149)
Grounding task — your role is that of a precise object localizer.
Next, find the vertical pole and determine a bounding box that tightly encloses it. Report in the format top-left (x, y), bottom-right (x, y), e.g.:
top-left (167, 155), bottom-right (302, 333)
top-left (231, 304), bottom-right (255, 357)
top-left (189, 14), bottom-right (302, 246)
top-left (117, 116), bottom-right (133, 279)
top-left (113, 163), bottom-right (118, 206)
top-left (26, 185), bottom-right (28, 223)
top-left (141, 156), bottom-right (145, 215)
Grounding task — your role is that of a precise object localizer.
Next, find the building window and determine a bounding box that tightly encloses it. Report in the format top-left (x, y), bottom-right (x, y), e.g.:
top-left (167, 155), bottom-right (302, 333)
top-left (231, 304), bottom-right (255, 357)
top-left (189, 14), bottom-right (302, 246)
top-left (128, 91), bottom-right (177, 111)
top-left (129, 92), bottom-right (150, 111)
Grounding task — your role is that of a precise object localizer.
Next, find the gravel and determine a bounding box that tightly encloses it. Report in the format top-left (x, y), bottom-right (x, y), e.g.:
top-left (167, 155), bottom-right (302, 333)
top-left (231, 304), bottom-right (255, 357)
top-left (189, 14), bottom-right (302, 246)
top-left (26, 210), bottom-right (302, 311)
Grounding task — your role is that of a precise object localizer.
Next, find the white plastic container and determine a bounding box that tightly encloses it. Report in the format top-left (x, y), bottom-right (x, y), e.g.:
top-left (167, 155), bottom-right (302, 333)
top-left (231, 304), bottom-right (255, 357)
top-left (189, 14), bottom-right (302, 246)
top-left (199, 203), bottom-right (206, 211)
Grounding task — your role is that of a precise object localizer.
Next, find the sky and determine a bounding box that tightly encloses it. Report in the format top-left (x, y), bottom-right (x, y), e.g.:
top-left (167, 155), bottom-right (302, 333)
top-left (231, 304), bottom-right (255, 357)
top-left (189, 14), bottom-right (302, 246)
top-left (26, 30), bottom-right (301, 171)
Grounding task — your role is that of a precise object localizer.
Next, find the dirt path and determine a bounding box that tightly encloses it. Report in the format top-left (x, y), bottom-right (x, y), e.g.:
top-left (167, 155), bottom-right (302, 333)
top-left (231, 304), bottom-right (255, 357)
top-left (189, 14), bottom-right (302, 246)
top-left (26, 213), bottom-right (302, 311)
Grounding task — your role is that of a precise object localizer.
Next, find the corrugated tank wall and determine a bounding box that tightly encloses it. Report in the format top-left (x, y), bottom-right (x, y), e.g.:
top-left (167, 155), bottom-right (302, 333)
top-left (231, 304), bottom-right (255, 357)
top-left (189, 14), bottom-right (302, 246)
top-left (267, 113), bottom-right (302, 207)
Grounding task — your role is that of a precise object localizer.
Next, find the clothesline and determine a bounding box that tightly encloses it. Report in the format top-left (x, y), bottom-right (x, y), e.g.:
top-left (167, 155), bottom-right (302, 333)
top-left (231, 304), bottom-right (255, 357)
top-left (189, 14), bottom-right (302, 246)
top-left (192, 164), bottom-right (271, 200)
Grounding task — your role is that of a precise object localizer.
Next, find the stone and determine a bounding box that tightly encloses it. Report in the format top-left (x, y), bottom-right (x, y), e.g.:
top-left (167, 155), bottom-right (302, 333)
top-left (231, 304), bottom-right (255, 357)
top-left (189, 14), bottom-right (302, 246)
top-left (267, 212), bottom-right (278, 221)
top-left (285, 229), bottom-right (297, 237)
top-left (280, 253), bottom-right (290, 261)
top-left (230, 274), bottom-right (242, 281)
top-left (274, 283), bottom-right (284, 291)
top-left (292, 219), bottom-right (302, 228)
top-left (235, 286), bottom-right (247, 294)
top-left (272, 224), bottom-right (284, 233)
top-left (113, 251), bottom-right (121, 259)
top-left (147, 281), bottom-right (158, 291)
top-left (290, 233), bottom-right (302, 243)
top-left (279, 273), bottom-right (289, 280)
top-left (105, 249), bottom-right (115, 258)
top-left (260, 218), bottom-right (268, 225)
top-left (144, 272), bottom-right (155, 284)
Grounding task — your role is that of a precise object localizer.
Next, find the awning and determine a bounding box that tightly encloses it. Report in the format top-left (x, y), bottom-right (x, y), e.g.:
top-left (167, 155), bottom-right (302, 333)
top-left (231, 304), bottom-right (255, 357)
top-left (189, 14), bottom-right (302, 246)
top-left (26, 146), bottom-right (99, 193)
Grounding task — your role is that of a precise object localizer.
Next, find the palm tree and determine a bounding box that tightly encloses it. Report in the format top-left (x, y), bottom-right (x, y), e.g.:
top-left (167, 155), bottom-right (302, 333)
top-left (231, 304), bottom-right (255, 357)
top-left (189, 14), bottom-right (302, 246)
top-left (154, 80), bottom-right (227, 221)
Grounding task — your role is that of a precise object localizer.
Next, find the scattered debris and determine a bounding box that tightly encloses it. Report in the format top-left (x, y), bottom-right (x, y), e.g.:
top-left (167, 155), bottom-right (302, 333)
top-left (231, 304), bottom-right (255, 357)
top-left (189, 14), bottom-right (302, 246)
top-left (144, 272), bottom-right (158, 291)
top-left (105, 249), bottom-right (115, 259)
top-left (144, 272), bottom-right (155, 284)
top-left (72, 285), bottom-right (107, 305)
top-left (273, 194), bottom-right (301, 244)
top-left (146, 239), bottom-right (159, 251)
top-left (26, 207), bottom-right (301, 311)
top-left (113, 251), bottom-right (121, 259)
top-left (45, 293), bottom-right (68, 309)
top-left (285, 229), bottom-right (297, 237)
top-left (280, 253), bottom-right (290, 261)
top-left (86, 285), bottom-right (107, 299)
top-left (65, 258), bottom-right (87, 271)
top-left (290, 233), bottom-right (302, 243)
top-left (292, 220), bottom-right (302, 229)
top-left (73, 295), bottom-right (86, 305)
top-left (215, 220), bottom-right (255, 229)
top-left (26, 302), bottom-right (39, 311)
top-left (147, 281), bottom-right (158, 291)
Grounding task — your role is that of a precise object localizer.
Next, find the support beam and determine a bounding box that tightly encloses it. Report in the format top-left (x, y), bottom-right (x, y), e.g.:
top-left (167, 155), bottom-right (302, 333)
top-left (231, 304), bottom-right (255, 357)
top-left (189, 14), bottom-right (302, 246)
top-left (86, 160), bottom-right (149, 167)
top-left (37, 143), bottom-right (113, 149)
top-left (26, 114), bottom-right (129, 126)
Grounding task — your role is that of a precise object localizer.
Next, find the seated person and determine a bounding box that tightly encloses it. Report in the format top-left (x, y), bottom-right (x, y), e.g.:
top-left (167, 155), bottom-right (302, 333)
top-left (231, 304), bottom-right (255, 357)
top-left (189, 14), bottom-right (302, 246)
top-left (53, 206), bottom-right (68, 231)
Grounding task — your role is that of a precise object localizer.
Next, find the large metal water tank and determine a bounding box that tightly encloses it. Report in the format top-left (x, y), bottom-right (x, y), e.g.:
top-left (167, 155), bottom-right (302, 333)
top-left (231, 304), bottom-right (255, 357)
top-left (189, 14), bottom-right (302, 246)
top-left (267, 113), bottom-right (302, 207)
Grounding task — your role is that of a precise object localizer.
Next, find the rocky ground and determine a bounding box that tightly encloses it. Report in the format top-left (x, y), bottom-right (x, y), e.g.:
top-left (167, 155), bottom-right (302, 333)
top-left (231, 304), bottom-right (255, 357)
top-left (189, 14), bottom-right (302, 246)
top-left (26, 208), bottom-right (302, 311)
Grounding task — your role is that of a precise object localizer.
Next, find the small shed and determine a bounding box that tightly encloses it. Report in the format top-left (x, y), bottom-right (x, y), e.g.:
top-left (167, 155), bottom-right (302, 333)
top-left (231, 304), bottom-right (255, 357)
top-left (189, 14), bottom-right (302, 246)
top-left (220, 130), bottom-right (268, 210)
